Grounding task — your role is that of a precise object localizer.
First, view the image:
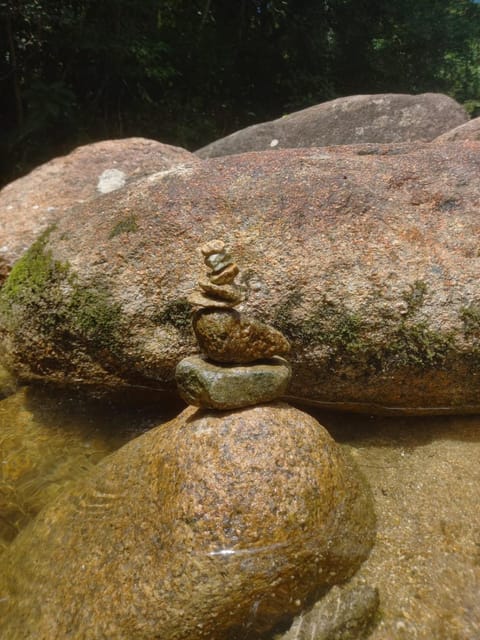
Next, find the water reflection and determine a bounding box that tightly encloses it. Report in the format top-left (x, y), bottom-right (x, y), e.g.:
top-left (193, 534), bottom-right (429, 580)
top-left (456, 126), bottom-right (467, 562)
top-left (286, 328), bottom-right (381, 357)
top-left (0, 383), bottom-right (184, 551)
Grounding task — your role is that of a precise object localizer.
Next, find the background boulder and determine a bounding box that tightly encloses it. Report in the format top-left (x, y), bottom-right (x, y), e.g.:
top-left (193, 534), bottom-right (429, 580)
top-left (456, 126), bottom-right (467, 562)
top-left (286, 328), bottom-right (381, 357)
top-left (1, 142), bottom-right (480, 413)
top-left (434, 115), bottom-right (480, 142)
top-left (0, 138), bottom-right (198, 283)
top-left (195, 93), bottom-right (468, 158)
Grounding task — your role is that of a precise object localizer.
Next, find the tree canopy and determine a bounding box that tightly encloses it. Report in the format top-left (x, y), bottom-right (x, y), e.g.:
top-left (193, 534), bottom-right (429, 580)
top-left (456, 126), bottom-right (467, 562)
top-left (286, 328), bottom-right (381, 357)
top-left (1, 0), bottom-right (480, 186)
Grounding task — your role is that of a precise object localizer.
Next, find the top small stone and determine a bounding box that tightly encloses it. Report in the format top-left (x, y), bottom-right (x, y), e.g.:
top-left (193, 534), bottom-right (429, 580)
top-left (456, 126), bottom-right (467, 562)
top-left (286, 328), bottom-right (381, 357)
top-left (200, 240), bottom-right (225, 256)
top-left (188, 239), bottom-right (246, 308)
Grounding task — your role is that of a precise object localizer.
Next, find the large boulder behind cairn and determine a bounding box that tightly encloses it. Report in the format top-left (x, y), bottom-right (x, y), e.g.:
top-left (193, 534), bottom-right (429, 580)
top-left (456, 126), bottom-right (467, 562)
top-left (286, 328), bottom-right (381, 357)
top-left (195, 93), bottom-right (468, 158)
top-left (0, 403), bottom-right (375, 639)
top-left (434, 115), bottom-right (480, 142)
top-left (3, 142), bottom-right (480, 413)
top-left (0, 138), bottom-right (198, 284)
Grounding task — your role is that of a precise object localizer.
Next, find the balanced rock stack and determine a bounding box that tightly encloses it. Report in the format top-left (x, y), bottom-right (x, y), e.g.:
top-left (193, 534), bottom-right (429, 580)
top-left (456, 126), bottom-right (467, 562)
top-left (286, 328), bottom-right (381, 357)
top-left (0, 240), bottom-right (376, 640)
top-left (176, 240), bottom-right (292, 410)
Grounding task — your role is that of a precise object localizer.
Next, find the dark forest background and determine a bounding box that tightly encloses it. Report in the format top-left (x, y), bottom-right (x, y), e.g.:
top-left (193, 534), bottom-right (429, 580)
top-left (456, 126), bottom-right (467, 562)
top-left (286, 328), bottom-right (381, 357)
top-left (2, 0), bottom-right (480, 187)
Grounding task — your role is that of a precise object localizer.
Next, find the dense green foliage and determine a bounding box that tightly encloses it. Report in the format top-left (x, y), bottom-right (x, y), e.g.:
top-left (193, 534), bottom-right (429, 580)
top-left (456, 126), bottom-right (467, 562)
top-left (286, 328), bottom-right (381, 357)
top-left (1, 0), bottom-right (480, 185)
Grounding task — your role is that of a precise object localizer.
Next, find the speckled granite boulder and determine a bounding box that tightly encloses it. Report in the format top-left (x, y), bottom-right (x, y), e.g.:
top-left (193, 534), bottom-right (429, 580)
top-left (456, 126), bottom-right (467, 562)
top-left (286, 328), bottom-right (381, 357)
top-left (3, 142), bottom-right (480, 413)
top-left (176, 355), bottom-right (291, 409)
top-left (196, 93), bottom-right (468, 158)
top-left (0, 403), bottom-right (375, 639)
top-left (0, 137), bottom-right (198, 283)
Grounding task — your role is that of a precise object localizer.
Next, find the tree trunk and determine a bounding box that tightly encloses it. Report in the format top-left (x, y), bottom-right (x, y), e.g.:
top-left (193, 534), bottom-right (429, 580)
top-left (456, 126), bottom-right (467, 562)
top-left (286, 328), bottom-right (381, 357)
top-left (5, 11), bottom-right (24, 129)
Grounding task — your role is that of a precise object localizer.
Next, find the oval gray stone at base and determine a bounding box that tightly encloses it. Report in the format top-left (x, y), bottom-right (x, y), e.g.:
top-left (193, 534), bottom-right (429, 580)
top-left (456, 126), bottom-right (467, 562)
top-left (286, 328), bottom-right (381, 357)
top-left (175, 355), bottom-right (291, 409)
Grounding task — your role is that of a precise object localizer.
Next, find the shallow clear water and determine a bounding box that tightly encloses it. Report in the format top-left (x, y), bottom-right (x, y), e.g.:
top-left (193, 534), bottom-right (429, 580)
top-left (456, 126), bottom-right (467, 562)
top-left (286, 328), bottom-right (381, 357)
top-left (1, 374), bottom-right (479, 639)
top-left (0, 381), bottom-right (183, 552)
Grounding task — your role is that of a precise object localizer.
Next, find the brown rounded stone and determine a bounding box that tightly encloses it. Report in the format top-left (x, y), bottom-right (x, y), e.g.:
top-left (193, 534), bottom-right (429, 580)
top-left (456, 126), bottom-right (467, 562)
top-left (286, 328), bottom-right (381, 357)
top-left (0, 403), bottom-right (375, 639)
top-left (198, 278), bottom-right (245, 304)
top-left (200, 239), bottom-right (225, 256)
top-left (193, 307), bottom-right (291, 363)
top-left (188, 291), bottom-right (234, 308)
top-left (209, 262), bottom-right (239, 285)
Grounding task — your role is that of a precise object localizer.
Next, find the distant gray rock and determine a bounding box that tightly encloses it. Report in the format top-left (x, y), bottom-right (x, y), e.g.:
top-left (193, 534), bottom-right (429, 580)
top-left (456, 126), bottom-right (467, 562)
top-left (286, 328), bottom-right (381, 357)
top-left (195, 93), bottom-right (468, 158)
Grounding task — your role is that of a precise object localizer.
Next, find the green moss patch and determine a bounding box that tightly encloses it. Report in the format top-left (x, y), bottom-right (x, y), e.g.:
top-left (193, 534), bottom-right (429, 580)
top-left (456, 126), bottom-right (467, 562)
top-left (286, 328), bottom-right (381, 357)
top-left (273, 284), bottom-right (457, 374)
top-left (0, 227), bottom-right (124, 354)
top-left (273, 293), bottom-right (364, 354)
top-left (109, 215), bottom-right (138, 239)
top-left (67, 285), bottom-right (122, 349)
top-left (0, 228), bottom-right (68, 310)
top-left (155, 299), bottom-right (193, 332)
top-left (460, 303), bottom-right (480, 339)
top-left (384, 322), bottom-right (455, 369)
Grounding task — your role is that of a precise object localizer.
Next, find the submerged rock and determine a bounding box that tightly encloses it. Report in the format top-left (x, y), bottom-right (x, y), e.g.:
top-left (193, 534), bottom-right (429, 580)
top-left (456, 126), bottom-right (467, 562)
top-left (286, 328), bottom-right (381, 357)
top-left (0, 387), bottom-right (131, 552)
top-left (176, 355), bottom-right (291, 409)
top-left (0, 403), bottom-right (375, 639)
top-left (196, 93), bottom-right (468, 158)
top-left (277, 582), bottom-right (379, 640)
top-left (3, 142), bottom-right (480, 412)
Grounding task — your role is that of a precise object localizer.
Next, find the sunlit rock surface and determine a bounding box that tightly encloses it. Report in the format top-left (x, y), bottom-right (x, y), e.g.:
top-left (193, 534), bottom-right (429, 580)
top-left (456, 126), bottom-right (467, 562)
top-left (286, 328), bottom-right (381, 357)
top-left (2, 143), bottom-right (480, 413)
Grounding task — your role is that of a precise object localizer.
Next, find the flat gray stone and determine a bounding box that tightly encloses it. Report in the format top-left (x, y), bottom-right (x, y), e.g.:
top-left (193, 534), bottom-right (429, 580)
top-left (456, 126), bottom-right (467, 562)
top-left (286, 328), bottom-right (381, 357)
top-left (175, 355), bottom-right (291, 409)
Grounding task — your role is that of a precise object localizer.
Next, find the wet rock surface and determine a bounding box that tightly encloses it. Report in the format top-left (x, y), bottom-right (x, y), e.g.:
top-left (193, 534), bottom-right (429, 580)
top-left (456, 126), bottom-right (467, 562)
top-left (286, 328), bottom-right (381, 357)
top-left (0, 137), bottom-right (199, 283)
top-left (196, 93), bottom-right (468, 158)
top-left (0, 403), bottom-right (375, 640)
top-left (176, 355), bottom-right (291, 409)
top-left (3, 142), bottom-right (480, 412)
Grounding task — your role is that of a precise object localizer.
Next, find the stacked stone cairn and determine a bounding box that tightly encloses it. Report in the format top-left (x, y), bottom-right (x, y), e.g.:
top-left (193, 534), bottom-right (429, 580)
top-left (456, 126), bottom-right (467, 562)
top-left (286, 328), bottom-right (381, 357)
top-left (175, 239), bottom-right (292, 409)
top-left (0, 239), bottom-right (376, 640)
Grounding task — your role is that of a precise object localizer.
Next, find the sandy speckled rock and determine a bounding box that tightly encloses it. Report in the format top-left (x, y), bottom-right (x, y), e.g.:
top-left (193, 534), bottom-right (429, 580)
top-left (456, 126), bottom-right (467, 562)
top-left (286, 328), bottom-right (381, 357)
top-left (0, 403), bottom-right (375, 639)
top-left (0, 137), bottom-right (198, 283)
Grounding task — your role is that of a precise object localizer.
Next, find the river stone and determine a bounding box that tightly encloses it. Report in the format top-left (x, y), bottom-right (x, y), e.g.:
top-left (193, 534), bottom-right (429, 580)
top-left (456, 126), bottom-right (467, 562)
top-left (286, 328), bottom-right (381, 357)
top-left (195, 93), bottom-right (468, 158)
top-left (175, 355), bottom-right (291, 409)
top-left (0, 137), bottom-right (199, 284)
top-left (276, 582), bottom-right (379, 640)
top-left (193, 307), bottom-right (291, 363)
top-left (4, 142), bottom-right (480, 413)
top-left (0, 403), bottom-right (375, 639)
